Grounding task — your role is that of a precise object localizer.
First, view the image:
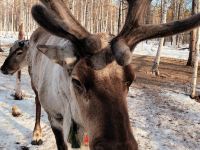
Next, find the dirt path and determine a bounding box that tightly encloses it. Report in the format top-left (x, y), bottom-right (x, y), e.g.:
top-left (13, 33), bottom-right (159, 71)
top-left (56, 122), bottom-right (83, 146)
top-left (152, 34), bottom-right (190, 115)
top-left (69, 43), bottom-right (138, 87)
top-left (131, 55), bottom-right (198, 87)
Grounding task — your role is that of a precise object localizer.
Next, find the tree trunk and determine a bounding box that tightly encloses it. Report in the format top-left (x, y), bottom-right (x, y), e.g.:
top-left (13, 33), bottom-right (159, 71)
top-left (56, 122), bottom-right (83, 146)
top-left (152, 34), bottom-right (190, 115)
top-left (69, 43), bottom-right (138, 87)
top-left (118, 0), bottom-right (123, 33)
top-left (172, 0), bottom-right (178, 47)
top-left (187, 0), bottom-right (198, 66)
top-left (152, 0), bottom-right (168, 76)
top-left (191, 0), bottom-right (200, 98)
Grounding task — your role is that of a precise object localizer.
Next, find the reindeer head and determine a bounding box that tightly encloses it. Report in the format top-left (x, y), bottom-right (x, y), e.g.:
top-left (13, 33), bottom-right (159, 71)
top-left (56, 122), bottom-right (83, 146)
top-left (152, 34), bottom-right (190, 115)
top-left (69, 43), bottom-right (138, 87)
top-left (37, 36), bottom-right (137, 149)
top-left (32, 0), bottom-right (200, 149)
top-left (1, 40), bottom-right (29, 75)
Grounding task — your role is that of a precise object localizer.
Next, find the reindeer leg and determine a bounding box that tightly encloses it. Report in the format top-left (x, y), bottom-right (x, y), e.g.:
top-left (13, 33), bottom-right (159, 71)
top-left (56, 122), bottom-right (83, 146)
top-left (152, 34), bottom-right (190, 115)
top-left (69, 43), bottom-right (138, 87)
top-left (51, 126), bottom-right (68, 150)
top-left (14, 70), bottom-right (23, 100)
top-left (31, 83), bottom-right (43, 145)
top-left (48, 115), bottom-right (68, 150)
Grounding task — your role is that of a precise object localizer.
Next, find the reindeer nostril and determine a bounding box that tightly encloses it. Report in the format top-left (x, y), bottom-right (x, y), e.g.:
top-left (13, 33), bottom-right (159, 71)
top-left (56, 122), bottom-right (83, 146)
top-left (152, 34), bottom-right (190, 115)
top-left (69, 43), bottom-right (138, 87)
top-left (92, 139), bottom-right (108, 150)
top-left (0, 66), bottom-right (8, 75)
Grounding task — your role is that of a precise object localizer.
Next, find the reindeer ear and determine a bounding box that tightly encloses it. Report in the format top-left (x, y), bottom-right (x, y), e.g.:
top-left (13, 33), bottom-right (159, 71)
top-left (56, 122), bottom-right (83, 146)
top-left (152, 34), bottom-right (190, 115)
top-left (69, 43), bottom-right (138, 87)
top-left (37, 45), bottom-right (77, 67)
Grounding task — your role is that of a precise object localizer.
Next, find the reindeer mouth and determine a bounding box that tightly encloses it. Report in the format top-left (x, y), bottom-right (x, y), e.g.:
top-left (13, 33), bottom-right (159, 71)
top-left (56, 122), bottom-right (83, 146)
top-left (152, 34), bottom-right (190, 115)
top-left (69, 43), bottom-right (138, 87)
top-left (10, 70), bottom-right (18, 75)
top-left (0, 67), bottom-right (19, 75)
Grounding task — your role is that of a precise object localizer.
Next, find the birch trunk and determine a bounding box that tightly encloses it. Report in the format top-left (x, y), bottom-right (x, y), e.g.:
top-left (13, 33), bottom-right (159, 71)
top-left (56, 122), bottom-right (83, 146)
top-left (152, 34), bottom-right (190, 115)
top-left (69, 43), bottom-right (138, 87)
top-left (152, 0), bottom-right (168, 76)
top-left (118, 0), bottom-right (122, 34)
top-left (191, 0), bottom-right (200, 98)
top-left (187, 0), bottom-right (198, 66)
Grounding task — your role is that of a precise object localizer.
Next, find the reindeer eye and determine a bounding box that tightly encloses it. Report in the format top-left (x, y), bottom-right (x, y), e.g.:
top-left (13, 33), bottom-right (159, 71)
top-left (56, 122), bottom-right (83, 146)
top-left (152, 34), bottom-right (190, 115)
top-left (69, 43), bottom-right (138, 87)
top-left (72, 78), bottom-right (85, 93)
top-left (16, 51), bottom-right (23, 56)
top-left (125, 81), bottom-right (132, 87)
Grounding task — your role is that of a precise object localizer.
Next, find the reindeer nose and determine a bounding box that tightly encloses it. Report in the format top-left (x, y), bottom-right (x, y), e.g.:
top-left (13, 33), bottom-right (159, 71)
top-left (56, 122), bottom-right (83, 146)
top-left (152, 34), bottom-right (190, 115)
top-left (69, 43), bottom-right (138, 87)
top-left (0, 66), bottom-right (9, 75)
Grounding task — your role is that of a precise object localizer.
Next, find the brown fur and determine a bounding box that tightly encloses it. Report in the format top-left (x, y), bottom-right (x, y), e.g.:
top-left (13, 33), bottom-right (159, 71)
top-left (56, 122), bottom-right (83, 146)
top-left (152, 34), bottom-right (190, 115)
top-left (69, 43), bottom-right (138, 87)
top-left (1, 41), bottom-right (28, 75)
top-left (18, 23), bottom-right (25, 40)
top-left (71, 60), bottom-right (137, 149)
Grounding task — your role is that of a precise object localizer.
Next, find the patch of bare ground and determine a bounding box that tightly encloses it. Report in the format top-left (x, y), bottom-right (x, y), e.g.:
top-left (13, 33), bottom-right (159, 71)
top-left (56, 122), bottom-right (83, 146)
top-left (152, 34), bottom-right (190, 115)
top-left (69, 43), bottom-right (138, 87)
top-left (131, 55), bottom-right (200, 95)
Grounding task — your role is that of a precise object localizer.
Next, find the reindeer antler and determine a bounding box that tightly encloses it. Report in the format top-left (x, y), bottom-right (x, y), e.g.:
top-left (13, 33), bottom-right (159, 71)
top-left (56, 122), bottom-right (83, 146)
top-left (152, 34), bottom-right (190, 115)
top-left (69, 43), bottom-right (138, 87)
top-left (39, 0), bottom-right (89, 39)
top-left (122, 0), bottom-right (152, 27)
top-left (111, 0), bottom-right (151, 65)
top-left (140, 14), bottom-right (200, 40)
top-left (32, 0), bottom-right (200, 69)
top-left (111, 0), bottom-right (200, 66)
top-left (32, 0), bottom-right (102, 56)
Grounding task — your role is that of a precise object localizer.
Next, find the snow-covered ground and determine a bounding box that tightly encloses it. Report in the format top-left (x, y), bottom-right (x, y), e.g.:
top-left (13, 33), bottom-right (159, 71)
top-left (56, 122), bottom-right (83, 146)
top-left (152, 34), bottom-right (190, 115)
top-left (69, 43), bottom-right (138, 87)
top-left (0, 32), bottom-right (17, 46)
top-left (134, 41), bottom-right (190, 60)
top-left (129, 84), bottom-right (200, 150)
top-left (0, 31), bottom-right (32, 46)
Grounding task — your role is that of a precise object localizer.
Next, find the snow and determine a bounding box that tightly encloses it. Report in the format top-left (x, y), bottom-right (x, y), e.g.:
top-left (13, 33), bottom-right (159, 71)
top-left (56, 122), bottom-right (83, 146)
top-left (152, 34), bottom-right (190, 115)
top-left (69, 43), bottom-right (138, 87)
top-left (0, 32), bottom-right (17, 46)
top-left (0, 31), bottom-right (32, 47)
top-left (134, 41), bottom-right (190, 60)
top-left (128, 85), bottom-right (200, 150)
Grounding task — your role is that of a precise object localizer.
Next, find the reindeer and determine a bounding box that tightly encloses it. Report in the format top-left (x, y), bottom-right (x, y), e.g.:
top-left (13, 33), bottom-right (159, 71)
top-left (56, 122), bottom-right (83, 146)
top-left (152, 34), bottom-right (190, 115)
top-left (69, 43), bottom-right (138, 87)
top-left (1, 0), bottom-right (200, 149)
top-left (1, 40), bottom-right (43, 145)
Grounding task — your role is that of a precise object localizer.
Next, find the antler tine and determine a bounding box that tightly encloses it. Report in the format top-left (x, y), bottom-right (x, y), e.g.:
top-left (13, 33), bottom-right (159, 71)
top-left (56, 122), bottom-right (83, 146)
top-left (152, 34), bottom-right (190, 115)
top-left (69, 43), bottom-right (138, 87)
top-left (39, 0), bottom-right (90, 39)
top-left (138, 14), bottom-right (200, 41)
top-left (121, 0), bottom-right (152, 29)
top-left (33, 0), bottom-right (103, 55)
top-left (111, 0), bottom-right (200, 67)
top-left (111, 0), bottom-right (152, 66)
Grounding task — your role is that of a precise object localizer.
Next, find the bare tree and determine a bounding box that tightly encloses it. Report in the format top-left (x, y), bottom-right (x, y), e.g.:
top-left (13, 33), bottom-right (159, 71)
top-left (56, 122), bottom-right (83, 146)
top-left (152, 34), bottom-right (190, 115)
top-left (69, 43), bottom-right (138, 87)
top-left (187, 0), bottom-right (198, 66)
top-left (152, 0), bottom-right (169, 76)
top-left (191, 0), bottom-right (200, 98)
